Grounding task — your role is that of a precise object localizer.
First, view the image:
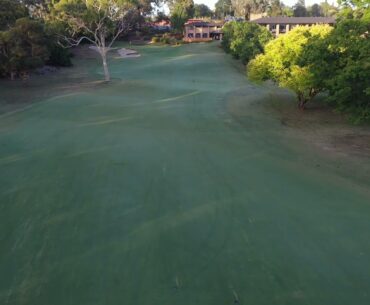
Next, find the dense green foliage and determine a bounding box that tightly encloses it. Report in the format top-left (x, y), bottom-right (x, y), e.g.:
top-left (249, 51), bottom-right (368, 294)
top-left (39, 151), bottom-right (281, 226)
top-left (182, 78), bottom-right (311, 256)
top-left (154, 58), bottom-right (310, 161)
top-left (247, 25), bottom-right (333, 108)
top-left (232, 0), bottom-right (269, 20)
top-left (302, 17), bottom-right (370, 122)
top-left (168, 0), bottom-right (195, 32)
top-left (194, 4), bottom-right (213, 17)
top-left (0, 0), bottom-right (72, 79)
top-left (222, 21), bottom-right (272, 64)
top-left (229, 0), bottom-right (338, 18)
top-left (339, 0), bottom-right (370, 20)
top-left (0, 18), bottom-right (48, 78)
top-left (0, 0), bottom-right (28, 30)
top-left (215, 0), bottom-right (234, 18)
top-left (246, 4), bottom-right (370, 122)
top-left (151, 33), bottom-right (182, 44)
top-left (0, 0), bottom-right (160, 79)
top-left (293, 0), bottom-right (307, 17)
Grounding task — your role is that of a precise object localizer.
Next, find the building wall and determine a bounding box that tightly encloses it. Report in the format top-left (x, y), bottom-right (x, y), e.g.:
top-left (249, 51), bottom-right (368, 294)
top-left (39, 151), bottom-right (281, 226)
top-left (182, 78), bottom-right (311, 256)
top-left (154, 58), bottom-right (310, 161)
top-left (184, 25), bottom-right (222, 42)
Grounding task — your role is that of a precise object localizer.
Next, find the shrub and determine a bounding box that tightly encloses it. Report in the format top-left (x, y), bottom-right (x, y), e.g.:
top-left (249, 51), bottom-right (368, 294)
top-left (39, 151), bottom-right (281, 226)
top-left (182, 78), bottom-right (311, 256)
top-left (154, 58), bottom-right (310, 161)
top-left (47, 44), bottom-right (72, 67)
top-left (0, 18), bottom-right (49, 79)
top-left (247, 25), bottom-right (333, 109)
top-left (302, 18), bottom-right (370, 123)
top-left (45, 20), bottom-right (73, 67)
top-left (222, 21), bottom-right (273, 64)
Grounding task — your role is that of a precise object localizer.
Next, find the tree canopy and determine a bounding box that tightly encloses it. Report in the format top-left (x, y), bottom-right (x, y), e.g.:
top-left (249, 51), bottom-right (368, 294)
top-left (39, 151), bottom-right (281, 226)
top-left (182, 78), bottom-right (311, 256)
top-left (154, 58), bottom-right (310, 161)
top-left (301, 15), bottom-right (370, 122)
top-left (247, 25), bottom-right (333, 109)
top-left (168, 0), bottom-right (194, 32)
top-left (215, 0), bottom-right (234, 18)
top-left (0, 18), bottom-right (49, 78)
top-left (0, 0), bottom-right (28, 30)
top-left (293, 0), bottom-right (308, 16)
top-left (231, 0), bottom-right (269, 19)
top-left (222, 21), bottom-right (272, 64)
top-left (194, 4), bottom-right (213, 17)
top-left (54, 0), bottom-right (136, 81)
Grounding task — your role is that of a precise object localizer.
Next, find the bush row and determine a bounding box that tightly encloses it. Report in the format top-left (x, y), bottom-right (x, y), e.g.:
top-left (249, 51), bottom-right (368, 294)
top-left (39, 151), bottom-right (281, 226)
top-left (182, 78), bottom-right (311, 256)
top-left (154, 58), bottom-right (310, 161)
top-left (221, 21), bottom-right (273, 64)
top-left (247, 19), bottom-right (370, 123)
top-left (0, 1), bottom-right (72, 79)
top-left (151, 33), bottom-right (184, 45)
top-left (222, 15), bottom-right (370, 123)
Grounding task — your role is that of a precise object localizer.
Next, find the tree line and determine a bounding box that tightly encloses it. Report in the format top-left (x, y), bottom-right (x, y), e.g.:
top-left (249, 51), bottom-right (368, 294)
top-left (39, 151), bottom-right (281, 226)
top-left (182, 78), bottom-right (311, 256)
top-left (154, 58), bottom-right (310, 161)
top-left (167, 0), bottom-right (339, 32)
top-left (0, 0), bottom-right (343, 80)
top-left (168, 0), bottom-right (339, 21)
top-left (222, 0), bottom-right (369, 123)
top-left (0, 0), bottom-right (73, 79)
top-left (0, 0), bottom-right (159, 80)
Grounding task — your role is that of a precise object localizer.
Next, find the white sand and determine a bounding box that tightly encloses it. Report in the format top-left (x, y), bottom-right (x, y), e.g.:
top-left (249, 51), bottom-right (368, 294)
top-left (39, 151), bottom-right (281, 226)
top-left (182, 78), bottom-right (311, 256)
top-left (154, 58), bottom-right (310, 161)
top-left (117, 48), bottom-right (141, 58)
top-left (88, 46), bottom-right (140, 58)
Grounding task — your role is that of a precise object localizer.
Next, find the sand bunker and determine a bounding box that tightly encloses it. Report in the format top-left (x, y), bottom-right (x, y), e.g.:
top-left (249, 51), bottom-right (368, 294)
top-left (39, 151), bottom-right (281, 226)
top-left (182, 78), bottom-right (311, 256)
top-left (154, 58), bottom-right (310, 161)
top-left (117, 48), bottom-right (141, 58)
top-left (88, 46), bottom-right (141, 58)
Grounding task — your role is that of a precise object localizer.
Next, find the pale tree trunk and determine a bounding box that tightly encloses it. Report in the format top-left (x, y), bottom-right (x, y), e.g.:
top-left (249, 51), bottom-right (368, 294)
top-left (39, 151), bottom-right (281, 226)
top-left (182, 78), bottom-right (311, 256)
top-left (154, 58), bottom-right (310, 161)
top-left (57, 2), bottom-right (133, 82)
top-left (100, 34), bottom-right (110, 82)
top-left (100, 49), bottom-right (110, 82)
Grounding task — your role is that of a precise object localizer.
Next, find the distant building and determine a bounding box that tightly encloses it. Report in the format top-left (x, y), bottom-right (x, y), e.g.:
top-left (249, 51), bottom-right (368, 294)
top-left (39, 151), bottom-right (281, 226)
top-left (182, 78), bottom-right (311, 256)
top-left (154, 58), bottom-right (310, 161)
top-left (183, 19), bottom-right (224, 42)
top-left (145, 20), bottom-right (171, 32)
top-left (252, 17), bottom-right (336, 36)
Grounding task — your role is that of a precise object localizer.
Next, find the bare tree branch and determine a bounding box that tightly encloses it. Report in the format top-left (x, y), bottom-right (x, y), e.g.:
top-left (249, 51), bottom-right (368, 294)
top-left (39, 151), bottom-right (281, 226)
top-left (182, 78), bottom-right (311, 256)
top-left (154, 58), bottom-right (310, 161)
top-left (55, 0), bottom-right (135, 81)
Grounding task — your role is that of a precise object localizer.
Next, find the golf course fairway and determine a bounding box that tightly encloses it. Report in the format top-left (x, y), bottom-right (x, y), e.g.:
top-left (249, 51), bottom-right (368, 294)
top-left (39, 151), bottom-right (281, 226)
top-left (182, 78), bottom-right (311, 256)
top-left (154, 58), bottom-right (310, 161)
top-left (0, 42), bottom-right (369, 305)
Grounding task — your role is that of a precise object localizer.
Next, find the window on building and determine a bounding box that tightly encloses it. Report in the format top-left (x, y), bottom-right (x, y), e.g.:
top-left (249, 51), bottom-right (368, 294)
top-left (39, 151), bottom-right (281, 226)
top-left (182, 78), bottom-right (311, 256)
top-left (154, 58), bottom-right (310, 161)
top-left (188, 33), bottom-right (194, 38)
top-left (280, 24), bottom-right (286, 32)
top-left (271, 24), bottom-right (276, 30)
top-left (202, 33), bottom-right (208, 38)
top-left (195, 33), bottom-right (201, 38)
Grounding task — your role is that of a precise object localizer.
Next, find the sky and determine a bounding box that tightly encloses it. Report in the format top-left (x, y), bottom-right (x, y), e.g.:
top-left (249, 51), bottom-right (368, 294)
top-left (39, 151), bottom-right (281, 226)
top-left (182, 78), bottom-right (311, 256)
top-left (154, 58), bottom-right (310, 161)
top-left (193, 0), bottom-right (335, 10)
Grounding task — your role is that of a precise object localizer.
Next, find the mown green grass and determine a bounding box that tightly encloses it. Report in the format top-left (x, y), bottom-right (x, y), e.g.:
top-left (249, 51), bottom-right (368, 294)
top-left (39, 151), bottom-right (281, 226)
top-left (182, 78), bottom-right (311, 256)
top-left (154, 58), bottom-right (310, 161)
top-left (0, 42), bottom-right (369, 305)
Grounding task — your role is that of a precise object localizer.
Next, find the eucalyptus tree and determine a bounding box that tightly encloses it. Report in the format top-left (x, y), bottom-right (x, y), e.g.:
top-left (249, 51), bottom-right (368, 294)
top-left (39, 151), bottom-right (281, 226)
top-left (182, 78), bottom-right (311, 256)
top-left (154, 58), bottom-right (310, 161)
top-left (293, 0), bottom-right (307, 16)
top-left (215, 0), bottom-right (234, 18)
top-left (54, 0), bottom-right (136, 82)
top-left (267, 0), bottom-right (284, 16)
top-left (231, 0), bottom-right (269, 20)
top-left (194, 4), bottom-right (213, 17)
top-left (309, 3), bottom-right (323, 16)
top-left (167, 0), bottom-right (194, 32)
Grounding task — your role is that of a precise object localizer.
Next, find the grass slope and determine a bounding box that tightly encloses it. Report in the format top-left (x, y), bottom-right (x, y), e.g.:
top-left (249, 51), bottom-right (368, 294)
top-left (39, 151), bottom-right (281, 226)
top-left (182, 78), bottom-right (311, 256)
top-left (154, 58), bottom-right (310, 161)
top-left (0, 43), bottom-right (369, 305)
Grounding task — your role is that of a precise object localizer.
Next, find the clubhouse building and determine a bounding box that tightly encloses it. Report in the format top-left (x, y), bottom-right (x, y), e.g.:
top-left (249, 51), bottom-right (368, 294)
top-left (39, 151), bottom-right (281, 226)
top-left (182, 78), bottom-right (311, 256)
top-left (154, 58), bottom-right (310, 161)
top-left (251, 16), bottom-right (336, 36)
top-left (183, 19), bottom-right (224, 42)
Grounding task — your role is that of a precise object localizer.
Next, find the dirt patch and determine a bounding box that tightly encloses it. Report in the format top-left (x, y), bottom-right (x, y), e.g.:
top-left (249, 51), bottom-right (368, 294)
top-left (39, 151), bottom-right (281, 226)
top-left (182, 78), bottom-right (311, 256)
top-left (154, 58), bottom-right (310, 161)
top-left (227, 84), bottom-right (370, 186)
top-left (268, 91), bottom-right (370, 159)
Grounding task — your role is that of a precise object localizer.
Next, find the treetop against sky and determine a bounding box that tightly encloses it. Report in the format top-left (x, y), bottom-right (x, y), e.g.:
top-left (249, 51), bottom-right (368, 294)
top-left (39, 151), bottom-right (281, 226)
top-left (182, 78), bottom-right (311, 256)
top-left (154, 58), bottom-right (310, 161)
top-left (193, 0), bottom-right (337, 10)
